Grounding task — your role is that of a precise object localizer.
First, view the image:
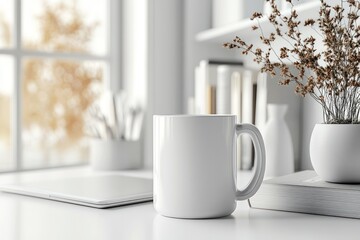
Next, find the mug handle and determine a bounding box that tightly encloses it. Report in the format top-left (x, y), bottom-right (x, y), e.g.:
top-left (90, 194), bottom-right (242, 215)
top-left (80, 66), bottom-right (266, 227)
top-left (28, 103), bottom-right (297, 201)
top-left (235, 124), bottom-right (266, 201)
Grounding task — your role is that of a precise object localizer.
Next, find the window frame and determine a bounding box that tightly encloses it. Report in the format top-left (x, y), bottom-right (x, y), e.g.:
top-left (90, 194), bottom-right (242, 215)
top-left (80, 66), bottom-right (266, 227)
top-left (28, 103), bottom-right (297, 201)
top-left (0, 0), bottom-right (121, 172)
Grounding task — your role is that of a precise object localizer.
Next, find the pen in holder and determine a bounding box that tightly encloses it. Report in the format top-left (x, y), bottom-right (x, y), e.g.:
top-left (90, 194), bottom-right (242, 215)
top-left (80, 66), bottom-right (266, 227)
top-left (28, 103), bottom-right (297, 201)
top-left (86, 91), bottom-right (144, 170)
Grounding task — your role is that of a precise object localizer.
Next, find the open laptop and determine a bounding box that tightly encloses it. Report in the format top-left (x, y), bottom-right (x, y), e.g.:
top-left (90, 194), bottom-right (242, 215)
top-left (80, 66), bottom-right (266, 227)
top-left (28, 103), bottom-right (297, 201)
top-left (0, 175), bottom-right (153, 208)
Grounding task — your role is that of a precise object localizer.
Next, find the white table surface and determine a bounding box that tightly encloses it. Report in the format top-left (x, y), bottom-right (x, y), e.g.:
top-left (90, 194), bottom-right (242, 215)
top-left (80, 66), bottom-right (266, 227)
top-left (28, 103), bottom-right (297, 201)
top-left (0, 166), bottom-right (359, 240)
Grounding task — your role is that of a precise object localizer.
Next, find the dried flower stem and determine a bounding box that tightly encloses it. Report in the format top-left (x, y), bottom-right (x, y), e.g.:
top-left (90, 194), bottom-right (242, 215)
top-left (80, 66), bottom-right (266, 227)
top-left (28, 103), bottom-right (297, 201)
top-left (224, 0), bottom-right (360, 124)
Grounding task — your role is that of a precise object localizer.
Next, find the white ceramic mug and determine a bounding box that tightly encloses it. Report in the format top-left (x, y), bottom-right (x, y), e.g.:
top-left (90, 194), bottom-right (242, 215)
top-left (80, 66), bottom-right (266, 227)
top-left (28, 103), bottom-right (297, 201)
top-left (153, 115), bottom-right (266, 219)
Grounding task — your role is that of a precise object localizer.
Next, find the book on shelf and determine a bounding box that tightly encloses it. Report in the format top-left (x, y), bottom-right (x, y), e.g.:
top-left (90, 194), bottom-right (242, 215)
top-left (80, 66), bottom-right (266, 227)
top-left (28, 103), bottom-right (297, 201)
top-left (231, 72), bottom-right (242, 169)
top-left (206, 85), bottom-right (216, 114)
top-left (249, 171), bottom-right (360, 219)
top-left (240, 70), bottom-right (254, 170)
top-left (196, 61), bottom-right (216, 114)
top-left (193, 59), bottom-right (267, 170)
top-left (195, 60), bottom-right (243, 115)
top-left (216, 65), bottom-right (231, 114)
top-left (194, 66), bottom-right (206, 114)
top-left (255, 72), bottom-right (267, 132)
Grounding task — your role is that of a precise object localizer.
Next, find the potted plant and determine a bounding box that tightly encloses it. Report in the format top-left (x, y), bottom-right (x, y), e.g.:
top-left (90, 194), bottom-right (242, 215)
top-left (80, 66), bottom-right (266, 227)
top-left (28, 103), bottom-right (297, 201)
top-left (224, 0), bottom-right (360, 182)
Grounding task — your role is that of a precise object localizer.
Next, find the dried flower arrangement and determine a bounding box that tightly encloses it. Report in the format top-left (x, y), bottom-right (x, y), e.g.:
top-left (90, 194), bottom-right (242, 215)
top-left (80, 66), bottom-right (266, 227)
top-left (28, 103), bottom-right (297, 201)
top-left (224, 0), bottom-right (360, 124)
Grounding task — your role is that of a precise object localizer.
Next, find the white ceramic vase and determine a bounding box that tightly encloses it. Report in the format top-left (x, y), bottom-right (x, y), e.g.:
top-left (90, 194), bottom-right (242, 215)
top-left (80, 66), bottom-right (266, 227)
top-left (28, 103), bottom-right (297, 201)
top-left (310, 124), bottom-right (360, 183)
top-left (263, 104), bottom-right (294, 178)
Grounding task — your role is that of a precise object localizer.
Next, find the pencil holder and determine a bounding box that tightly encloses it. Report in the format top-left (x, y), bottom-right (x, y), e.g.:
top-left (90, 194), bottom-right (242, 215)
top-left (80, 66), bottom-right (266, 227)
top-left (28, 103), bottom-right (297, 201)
top-left (90, 139), bottom-right (141, 170)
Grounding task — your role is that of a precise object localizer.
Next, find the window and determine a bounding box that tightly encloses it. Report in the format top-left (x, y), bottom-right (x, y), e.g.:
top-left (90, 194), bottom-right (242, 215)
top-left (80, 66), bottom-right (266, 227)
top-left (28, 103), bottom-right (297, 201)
top-left (0, 0), bottom-right (115, 171)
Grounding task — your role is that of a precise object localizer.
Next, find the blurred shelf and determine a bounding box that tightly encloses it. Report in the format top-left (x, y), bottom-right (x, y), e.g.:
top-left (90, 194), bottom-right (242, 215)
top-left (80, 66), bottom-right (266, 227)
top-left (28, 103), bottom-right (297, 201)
top-left (196, 1), bottom-right (321, 44)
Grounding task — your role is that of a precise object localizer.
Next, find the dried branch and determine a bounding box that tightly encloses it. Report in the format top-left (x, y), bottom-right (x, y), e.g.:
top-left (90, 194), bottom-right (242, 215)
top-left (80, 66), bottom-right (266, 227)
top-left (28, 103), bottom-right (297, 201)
top-left (224, 0), bottom-right (360, 124)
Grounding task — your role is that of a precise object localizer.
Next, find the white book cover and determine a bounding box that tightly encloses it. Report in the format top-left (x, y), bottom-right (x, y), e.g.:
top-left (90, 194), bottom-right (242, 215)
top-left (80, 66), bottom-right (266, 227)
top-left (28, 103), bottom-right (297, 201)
top-left (207, 64), bottom-right (218, 86)
top-left (196, 60), bottom-right (218, 114)
top-left (241, 70), bottom-right (254, 170)
top-left (194, 64), bottom-right (206, 114)
top-left (231, 71), bottom-right (242, 169)
top-left (255, 72), bottom-right (268, 133)
top-left (231, 71), bottom-right (242, 120)
top-left (216, 65), bottom-right (231, 114)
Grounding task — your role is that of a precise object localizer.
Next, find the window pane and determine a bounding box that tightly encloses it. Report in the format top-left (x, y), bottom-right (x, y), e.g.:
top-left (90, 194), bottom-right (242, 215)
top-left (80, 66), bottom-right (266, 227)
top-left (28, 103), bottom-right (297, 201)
top-left (0, 55), bottom-right (14, 171)
top-left (22, 0), bottom-right (108, 55)
top-left (0, 1), bottom-right (14, 48)
top-left (22, 58), bottom-right (104, 169)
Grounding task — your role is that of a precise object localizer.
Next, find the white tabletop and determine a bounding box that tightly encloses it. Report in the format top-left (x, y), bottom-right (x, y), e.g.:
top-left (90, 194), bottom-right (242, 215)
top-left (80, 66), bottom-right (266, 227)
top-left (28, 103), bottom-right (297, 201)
top-left (0, 167), bottom-right (359, 240)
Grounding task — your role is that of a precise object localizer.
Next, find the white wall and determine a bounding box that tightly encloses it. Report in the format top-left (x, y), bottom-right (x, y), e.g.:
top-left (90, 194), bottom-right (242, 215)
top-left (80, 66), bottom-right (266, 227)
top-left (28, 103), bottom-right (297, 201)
top-left (183, 0), bottom-right (239, 112)
top-left (144, 0), bottom-right (184, 168)
top-left (122, 0), bottom-right (148, 167)
top-left (122, 0), bottom-right (148, 106)
top-left (109, 0), bottom-right (121, 92)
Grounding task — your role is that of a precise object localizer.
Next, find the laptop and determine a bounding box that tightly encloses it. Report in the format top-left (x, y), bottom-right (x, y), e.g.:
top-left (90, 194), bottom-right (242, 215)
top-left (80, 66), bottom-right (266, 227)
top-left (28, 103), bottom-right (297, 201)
top-left (0, 175), bottom-right (153, 208)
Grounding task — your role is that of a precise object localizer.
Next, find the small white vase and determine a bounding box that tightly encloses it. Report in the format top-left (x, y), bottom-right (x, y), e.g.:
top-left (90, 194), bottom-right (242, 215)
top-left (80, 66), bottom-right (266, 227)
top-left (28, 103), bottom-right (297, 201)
top-left (263, 104), bottom-right (294, 178)
top-left (310, 124), bottom-right (360, 183)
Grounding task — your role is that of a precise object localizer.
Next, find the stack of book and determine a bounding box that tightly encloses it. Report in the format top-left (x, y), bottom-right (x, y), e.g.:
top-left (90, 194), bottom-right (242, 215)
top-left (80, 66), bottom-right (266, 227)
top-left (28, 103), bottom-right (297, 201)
top-left (250, 171), bottom-right (360, 219)
top-left (191, 59), bottom-right (267, 170)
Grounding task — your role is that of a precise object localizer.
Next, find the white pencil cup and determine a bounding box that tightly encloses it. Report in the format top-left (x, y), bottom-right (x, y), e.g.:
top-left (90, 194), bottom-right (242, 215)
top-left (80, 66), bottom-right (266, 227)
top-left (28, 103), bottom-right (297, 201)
top-left (90, 139), bottom-right (141, 170)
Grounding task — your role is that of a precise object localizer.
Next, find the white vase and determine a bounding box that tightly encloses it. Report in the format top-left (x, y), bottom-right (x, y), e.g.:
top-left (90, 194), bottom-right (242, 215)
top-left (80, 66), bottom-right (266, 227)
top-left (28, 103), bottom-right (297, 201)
top-left (310, 124), bottom-right (360, 183)
top-left (263, 104), bottom-right (294, 178)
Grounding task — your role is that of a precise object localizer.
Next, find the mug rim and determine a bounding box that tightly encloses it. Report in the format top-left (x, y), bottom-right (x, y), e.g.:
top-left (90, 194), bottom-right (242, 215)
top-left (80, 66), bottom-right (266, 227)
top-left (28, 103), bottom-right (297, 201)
top-left (153, 114), bottom-right (236, 118)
